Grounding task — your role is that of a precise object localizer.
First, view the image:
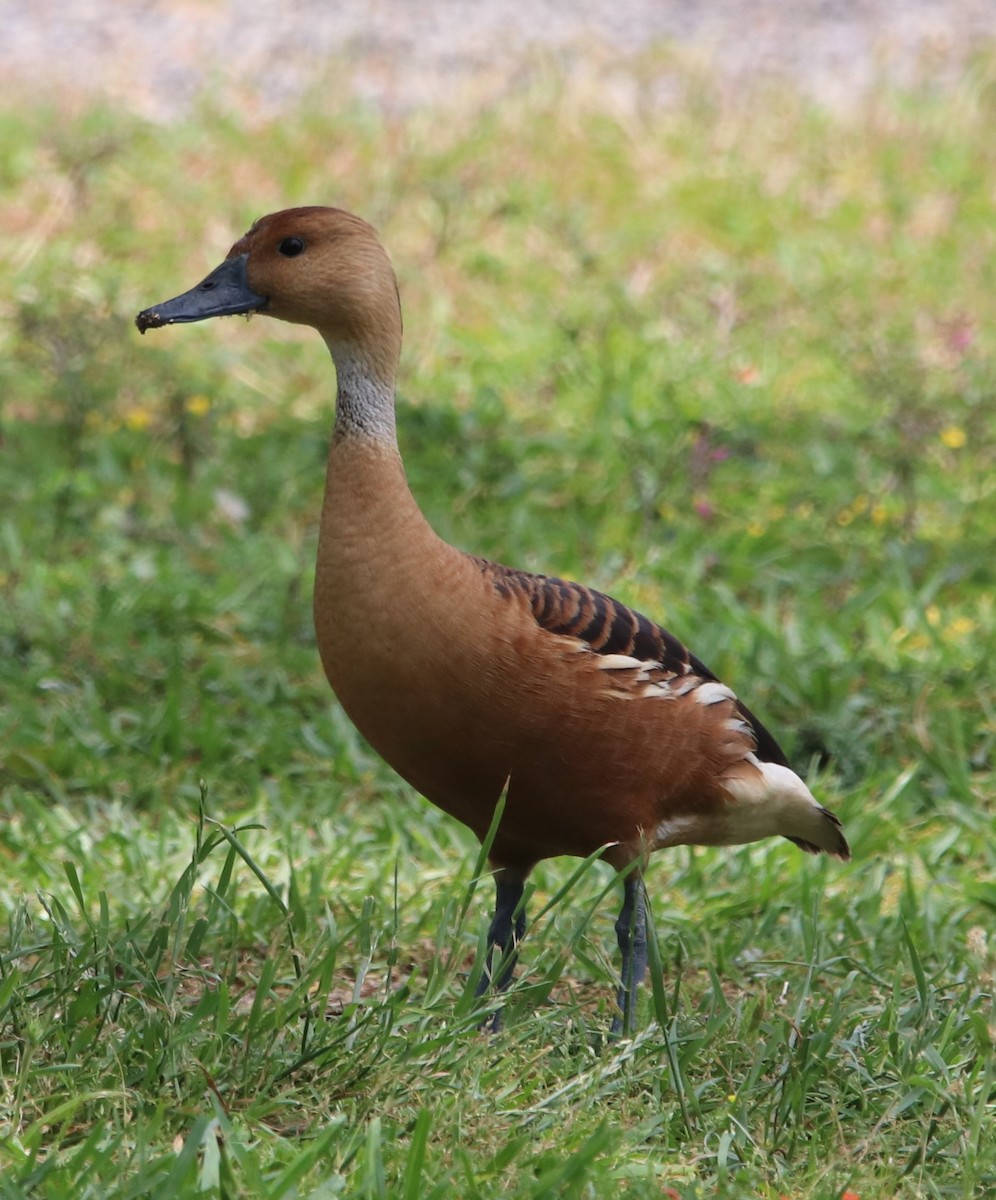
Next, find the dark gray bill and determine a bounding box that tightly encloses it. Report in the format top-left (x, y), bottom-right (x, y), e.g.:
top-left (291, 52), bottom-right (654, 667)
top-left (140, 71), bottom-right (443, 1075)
top-left (135, 254), bottom-right (266, 333)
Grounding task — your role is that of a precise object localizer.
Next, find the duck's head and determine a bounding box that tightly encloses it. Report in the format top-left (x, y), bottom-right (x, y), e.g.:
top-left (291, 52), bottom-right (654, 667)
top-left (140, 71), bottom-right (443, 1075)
top-left (137, 206), bottom-right (402, 381)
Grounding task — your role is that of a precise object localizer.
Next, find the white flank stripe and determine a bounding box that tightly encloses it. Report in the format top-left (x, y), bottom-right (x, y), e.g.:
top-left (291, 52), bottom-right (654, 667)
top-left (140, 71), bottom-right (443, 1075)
top-left (693, 680), bottom-right (737, 706)
top-left (641, 681), bottom-right (674, 698)
top-left (596, 654), bottom-right (649, 671)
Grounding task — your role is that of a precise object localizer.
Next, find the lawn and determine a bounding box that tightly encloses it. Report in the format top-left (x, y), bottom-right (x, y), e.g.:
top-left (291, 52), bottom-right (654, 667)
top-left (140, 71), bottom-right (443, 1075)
top-left (0, 59), bottom-right (994, 1198)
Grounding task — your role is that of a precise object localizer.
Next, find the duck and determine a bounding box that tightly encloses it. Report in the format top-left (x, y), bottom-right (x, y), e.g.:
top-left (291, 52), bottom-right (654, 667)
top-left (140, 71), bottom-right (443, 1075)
top-left (136, 206), bottom-right (850, 1034)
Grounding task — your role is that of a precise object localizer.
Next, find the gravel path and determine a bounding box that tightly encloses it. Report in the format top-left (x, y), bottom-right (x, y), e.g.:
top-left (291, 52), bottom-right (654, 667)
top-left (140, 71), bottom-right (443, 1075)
top-left (3, 0), bottom-right (994, 118)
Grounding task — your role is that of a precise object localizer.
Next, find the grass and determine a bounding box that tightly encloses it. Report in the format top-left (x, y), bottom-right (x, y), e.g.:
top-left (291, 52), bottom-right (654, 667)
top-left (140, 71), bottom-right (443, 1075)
top-left (1, 53), bottom-right (994, 1198)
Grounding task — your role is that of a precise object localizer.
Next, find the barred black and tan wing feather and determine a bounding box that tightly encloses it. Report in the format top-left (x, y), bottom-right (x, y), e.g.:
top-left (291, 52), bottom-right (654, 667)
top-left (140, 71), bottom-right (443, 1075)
top-left (480, 561), bottom-right (790, 768)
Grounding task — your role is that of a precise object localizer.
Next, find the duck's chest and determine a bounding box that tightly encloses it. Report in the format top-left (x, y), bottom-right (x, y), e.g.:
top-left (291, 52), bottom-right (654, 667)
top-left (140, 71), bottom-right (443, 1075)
top-left (311, 444), bottom-right (516, 814)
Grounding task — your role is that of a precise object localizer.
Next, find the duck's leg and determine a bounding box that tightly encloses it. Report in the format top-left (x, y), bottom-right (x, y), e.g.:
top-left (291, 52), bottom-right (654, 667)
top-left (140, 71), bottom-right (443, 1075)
top-left (475, 870), bottom-right (527, 1031)
top-left (611, 872), bottom-right (648, 1036)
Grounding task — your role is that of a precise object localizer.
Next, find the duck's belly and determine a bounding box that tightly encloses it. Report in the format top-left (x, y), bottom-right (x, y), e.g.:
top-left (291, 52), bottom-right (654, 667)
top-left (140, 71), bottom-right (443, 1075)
top-left (321, 645), bottom-right (512, 837)
top-left (315, 607), bottom-right (685, 868)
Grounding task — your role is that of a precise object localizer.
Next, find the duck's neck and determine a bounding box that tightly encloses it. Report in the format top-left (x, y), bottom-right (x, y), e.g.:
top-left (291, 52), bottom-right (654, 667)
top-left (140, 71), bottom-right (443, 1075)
top-left (319, 338), bottom-right (435, 556)
top-left (324, 339), bottom-right (398, 445)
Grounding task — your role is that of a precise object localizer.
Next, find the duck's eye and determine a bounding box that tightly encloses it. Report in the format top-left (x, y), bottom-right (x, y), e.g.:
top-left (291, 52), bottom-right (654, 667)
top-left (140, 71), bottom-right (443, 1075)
top-left (278, 237), bottom-right (305, 257)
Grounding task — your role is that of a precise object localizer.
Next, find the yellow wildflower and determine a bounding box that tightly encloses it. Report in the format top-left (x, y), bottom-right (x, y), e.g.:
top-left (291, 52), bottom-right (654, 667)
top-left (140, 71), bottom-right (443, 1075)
top-left (123, 406), bottom-right (151, 431)
top-left (940, 426), bottom-right (966, 449)
top-left (947, 616), bottom-right (975, 639)
top-left (186, 394), bottom-right (211, 416)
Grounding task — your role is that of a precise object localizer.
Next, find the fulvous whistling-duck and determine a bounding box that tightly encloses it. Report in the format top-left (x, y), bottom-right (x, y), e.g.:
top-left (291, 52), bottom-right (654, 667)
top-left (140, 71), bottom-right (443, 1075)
top-left (137, 207), bottom-right (849, 1033)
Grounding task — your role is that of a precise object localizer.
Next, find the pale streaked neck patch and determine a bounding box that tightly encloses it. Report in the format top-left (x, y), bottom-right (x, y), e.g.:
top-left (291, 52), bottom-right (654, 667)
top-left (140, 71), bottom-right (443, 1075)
top-left (324, 339), bottom-right (398, 443)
